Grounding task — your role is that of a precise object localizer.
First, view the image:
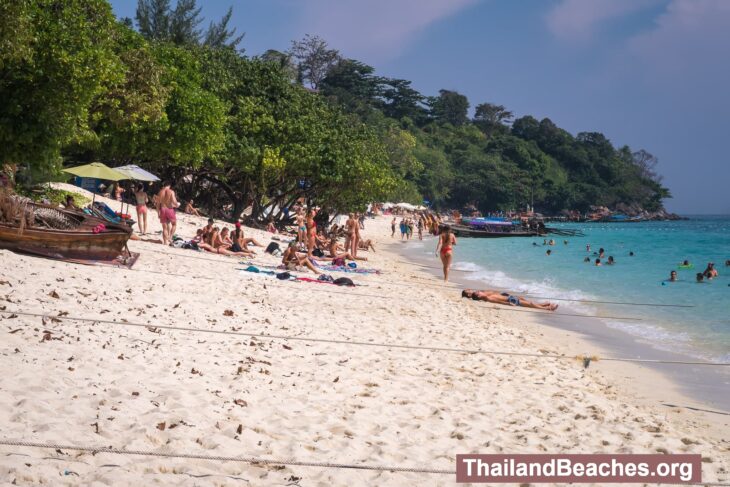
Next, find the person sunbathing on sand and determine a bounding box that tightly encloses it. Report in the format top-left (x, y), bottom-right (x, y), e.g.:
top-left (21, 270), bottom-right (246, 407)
top-left (461, 289), bottom-right (559, 311)
top-left (282, 241), bottom-right (321, 274)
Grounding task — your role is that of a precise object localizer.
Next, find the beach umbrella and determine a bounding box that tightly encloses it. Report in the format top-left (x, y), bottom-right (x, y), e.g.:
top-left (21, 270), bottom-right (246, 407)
top-left (62, 162), bottom-right (128, 181)
top-left (112, 165), bottom-right (161, 216)
top-left (113, 164), bottom-right (160, 182)
top-left (62, 162), bottom-right (130, 208)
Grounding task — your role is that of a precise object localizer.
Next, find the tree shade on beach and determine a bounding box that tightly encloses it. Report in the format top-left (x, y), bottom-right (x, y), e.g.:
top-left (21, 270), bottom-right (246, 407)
top-left (0, 0), bottom-right (671, 221)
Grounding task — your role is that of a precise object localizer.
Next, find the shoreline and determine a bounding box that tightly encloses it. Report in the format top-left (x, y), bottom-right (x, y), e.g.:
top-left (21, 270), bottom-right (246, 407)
top-left (386, 234), bottom-right (730, 424)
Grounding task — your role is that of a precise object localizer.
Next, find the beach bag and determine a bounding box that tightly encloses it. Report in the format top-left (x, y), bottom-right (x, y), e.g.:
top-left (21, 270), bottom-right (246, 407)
top-left (312, 248), bottom-right (324, 257)
top-left (317, 274), bottom-right (334, 282)
top-left (333, 277), bottom-right (354, 286)
top-left (332, 257), bottom-right (346, 267)
top-left (347, 262), bottom-right (357, 269)
top-left (276, 272), bottom-right (292, 280)
top-left (265, 242), bottom-right (280, 254)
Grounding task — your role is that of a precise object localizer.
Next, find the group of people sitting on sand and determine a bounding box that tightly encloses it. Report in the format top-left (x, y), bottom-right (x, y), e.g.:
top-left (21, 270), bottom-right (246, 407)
top-left (187, 218), bottom-right (264, 257)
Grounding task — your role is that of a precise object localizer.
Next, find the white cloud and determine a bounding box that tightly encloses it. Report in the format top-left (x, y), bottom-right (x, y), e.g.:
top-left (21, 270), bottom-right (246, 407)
top-left (295, 0), bottom-right (480, 62)
top-left (628, 0), bottom-right (730, 89)
top-left (546, 0), bottom-right (660, 41)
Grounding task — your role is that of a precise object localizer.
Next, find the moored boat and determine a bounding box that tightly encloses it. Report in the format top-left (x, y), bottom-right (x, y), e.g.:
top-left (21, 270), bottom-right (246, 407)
top-left (0, 192), bottom-right (132, 260)
top-left (451, 224), bottom-right (544, 238)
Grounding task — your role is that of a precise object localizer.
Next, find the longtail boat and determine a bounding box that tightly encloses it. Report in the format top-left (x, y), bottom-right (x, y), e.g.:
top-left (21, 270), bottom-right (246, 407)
top-left (0, 193), bottom-right (132, 260)
top-left (451, 224), bottom-right (544, 238)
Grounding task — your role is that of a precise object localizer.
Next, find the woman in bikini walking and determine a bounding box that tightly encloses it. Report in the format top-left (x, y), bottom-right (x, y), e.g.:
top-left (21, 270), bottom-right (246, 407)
top-left (435, 225), bottom-right (457, 282)
top-left (134, 183), bottom-right (149, 235)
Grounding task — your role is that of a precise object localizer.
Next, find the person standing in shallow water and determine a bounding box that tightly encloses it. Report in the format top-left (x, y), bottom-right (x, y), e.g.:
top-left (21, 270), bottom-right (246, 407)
top-left (435, 225), bottom-right (457, 282)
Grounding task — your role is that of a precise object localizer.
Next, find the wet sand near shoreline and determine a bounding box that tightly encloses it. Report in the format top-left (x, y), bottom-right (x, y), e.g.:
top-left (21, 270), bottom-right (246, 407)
top-left (0, 204), bottom-right (728, 485)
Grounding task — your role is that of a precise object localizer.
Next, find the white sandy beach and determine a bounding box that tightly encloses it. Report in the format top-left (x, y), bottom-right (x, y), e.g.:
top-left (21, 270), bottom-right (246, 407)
top-left (0, 188), bottom-right (728, 486)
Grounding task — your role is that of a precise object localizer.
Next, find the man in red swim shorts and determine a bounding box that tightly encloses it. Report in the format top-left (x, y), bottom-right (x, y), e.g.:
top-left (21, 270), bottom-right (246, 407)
top-left (156, 181), bottom-right (179, 246)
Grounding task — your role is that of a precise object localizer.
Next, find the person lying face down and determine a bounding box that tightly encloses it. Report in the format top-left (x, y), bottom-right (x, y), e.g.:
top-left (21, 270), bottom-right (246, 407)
top-left (461, 289), bottom-right (558, 311)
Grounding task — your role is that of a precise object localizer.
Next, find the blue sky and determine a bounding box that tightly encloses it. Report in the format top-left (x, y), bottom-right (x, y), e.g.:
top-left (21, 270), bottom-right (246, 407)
top-left (110, 0), bottom-right (730, 214)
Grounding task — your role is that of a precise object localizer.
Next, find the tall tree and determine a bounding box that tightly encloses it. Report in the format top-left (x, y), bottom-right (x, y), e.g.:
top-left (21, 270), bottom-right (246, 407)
top-left (319, 59), bottom-right (383, 114)
top-left (474, 102), bottom-right (513, 137)
top-left (135, 0), bottom-right (171, 42)
top-left (260, 49), bottom-right (297, 81)
top-left (169, 0), bottom-right (203, 45)
top-left (429, 89), bottom-right (469, 126)
top-left (136, 0), bottom-right (242, 49)
top-left (289, 34), bottom-right (340, 90)
top-left (380, 78), bottom-right (427, 123)
top-left (203, 7), bottom-right (244, 50)
top-left (632, 149), bottom-right (662, 183)
top-left (474, 102), bottom-right (513, 125)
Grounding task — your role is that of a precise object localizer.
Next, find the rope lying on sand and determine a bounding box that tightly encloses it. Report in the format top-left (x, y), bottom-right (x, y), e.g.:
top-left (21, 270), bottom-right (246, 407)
top-left (3, 310), bottom-right (728, 367)
top-left (0, 439), bottom-right (454, 475)
top-left (2, 440), bottom-right (730, 486)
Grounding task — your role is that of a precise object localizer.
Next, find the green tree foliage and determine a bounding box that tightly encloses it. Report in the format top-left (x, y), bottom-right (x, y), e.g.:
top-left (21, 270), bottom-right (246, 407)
top-left (147, 45), bottom-right (227, 167)
top-left (429, 89), bottom-right (470, 126)
top-left (1, 0), bottom-right (671, 218)
top-left (85, 22), bottom-right (170, 163)
top-left (0, 0), bottom-right (122, 183)
top-left (135, 0), bottom-right (243, 49)
top-left (474, 102), bottom-right (513, 137)
top-left (184, 49), bottom-right (396, 219)
top-left (203, 7), bottom-right (244, 50)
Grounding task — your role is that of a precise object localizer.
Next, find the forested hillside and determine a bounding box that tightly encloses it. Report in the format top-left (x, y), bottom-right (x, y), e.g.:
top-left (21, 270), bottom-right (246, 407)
top-left (0, 0), bottom-right (671, 220)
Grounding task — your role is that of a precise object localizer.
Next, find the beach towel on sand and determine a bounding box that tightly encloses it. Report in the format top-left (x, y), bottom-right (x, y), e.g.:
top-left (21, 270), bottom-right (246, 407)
top-left (314, 262), bottom-right (380, 274)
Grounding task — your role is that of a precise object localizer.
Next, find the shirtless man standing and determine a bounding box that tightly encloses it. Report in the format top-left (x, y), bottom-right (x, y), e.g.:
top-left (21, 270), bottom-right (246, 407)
top-left (156, 181), bottom-right (179, 246)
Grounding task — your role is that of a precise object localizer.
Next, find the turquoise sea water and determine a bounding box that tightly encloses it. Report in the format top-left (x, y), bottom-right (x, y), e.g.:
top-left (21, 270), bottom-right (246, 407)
top-left (439, 217), bottom-right (729, 363)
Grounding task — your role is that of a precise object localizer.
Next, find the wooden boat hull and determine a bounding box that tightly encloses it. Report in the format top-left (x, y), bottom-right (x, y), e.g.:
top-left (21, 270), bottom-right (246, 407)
top-left (0, 223), bottom-right (131, 259)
